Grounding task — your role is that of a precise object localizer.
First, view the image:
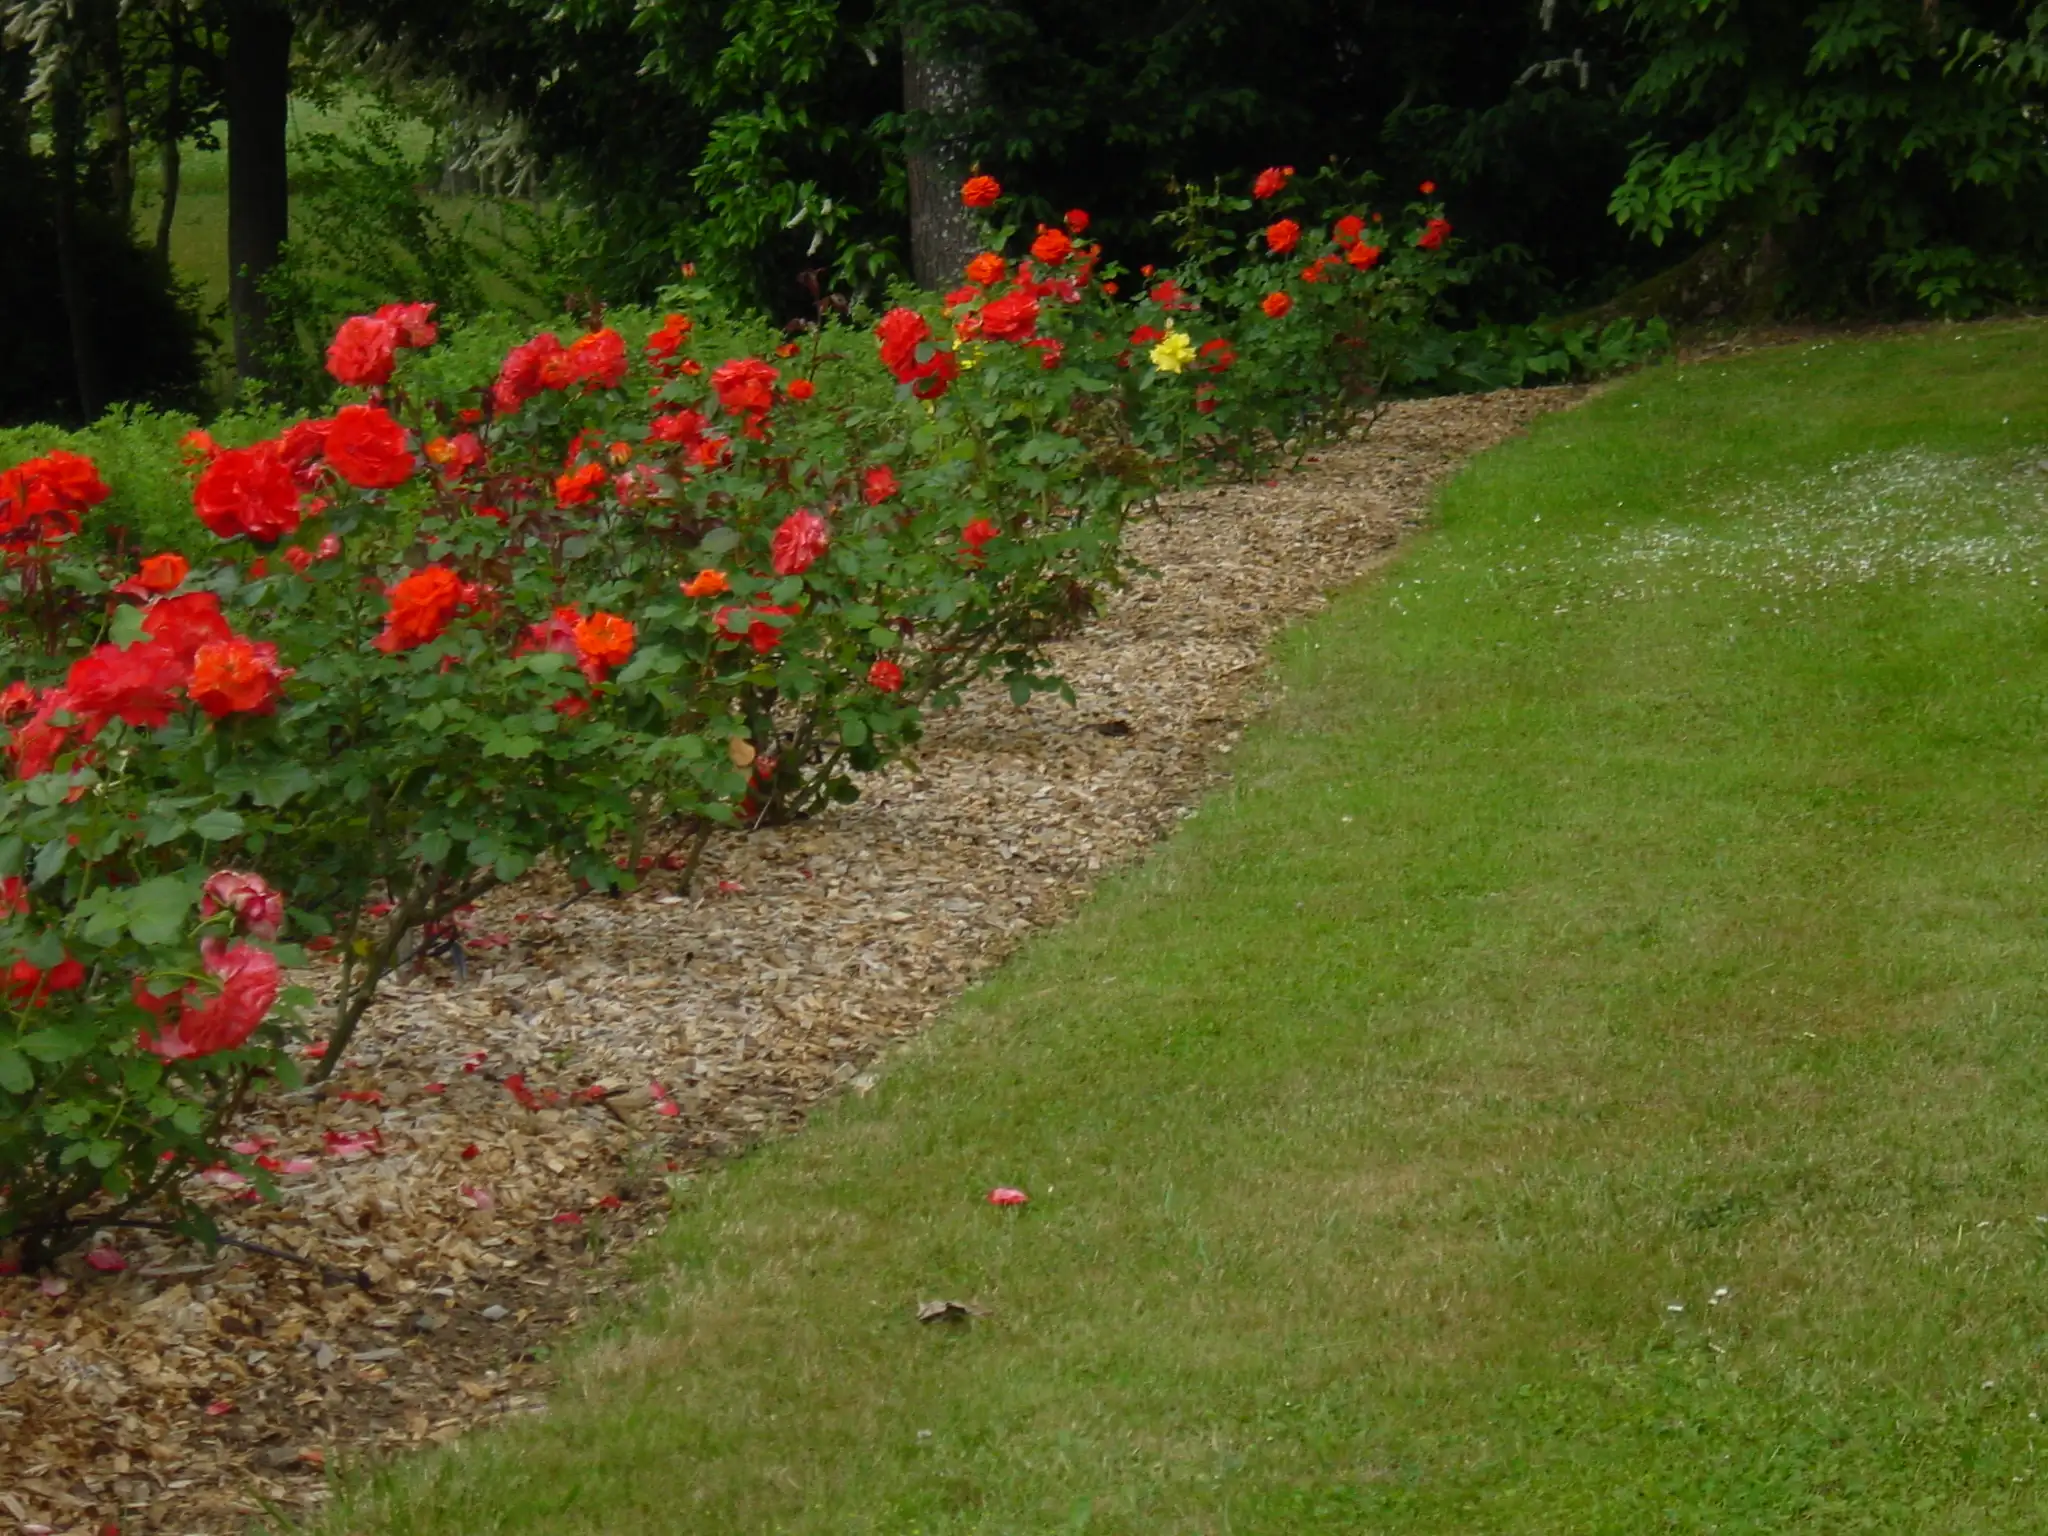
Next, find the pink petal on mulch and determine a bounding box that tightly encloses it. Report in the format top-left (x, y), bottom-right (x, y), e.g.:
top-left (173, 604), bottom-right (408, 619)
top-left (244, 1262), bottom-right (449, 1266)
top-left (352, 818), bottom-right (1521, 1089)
top-left (204, 1399), bottom-right (236, 1416)
top-left (83, 1246), bottom-right (128, 1272)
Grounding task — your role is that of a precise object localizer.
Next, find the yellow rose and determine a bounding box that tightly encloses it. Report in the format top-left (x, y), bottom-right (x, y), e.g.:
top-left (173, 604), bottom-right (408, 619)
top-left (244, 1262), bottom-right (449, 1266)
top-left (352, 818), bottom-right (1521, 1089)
top-left (1149, 331), bottom-right (1199, 374)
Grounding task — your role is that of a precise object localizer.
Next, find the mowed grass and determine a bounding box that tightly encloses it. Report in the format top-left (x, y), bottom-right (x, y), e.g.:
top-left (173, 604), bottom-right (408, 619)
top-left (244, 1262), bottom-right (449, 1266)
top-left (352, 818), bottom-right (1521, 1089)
top-left (324, 325), bottom-right (2048, 1533)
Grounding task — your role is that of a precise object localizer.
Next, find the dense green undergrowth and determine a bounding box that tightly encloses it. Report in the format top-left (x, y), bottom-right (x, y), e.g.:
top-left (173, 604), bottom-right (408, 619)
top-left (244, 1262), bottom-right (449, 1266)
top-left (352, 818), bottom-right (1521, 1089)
top-left (313, 321), bottom-right (2048, 1532)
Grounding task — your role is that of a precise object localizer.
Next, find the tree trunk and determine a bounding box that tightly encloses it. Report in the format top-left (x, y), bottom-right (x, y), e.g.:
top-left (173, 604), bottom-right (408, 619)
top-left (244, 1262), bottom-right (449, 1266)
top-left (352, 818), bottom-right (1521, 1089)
top-left (902, 21), bottom-right (986, 289)
top-left (157, 7), bottom-right (186, 261)
top-left (50, 69), bottom-right (101, 420)
top-left (225, 0), bottom-right (292, 384)
top-left (91, 0), bottom-right (134, 231)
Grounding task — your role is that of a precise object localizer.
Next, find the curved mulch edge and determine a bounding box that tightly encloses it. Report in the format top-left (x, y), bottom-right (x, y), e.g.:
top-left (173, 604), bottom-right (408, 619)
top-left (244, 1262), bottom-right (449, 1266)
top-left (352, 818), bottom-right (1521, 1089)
top-left (0, 385), bottom-right (1580, 1536)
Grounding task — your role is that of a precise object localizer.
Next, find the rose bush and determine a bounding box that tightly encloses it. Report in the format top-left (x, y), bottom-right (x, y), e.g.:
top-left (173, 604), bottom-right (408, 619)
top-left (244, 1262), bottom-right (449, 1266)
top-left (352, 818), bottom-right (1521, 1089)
top-left (0, 167), bottom-right (1662, 1257)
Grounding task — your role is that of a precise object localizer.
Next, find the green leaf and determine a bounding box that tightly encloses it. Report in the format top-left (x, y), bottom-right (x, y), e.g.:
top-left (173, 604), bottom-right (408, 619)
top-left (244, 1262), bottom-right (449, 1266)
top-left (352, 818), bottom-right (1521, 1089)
top-left (17, 1027), bottom-right (89, 1064)
top-left (32, 837), bottom-right (67, 884)
top-left (108, 604), bottom-right (148, 646)
top-left (839, 712), bottom-right (869, 748)
top-left (251, 764), bottom-right (316, 808)
top-left (0, 1048), bottom-right (31, 1094)
top-left (482, 731), bottom-right (542, 759)
top-left (127, 874), bottom-right (197, 946)
top-left (192, 809), bottom-right (246, 841)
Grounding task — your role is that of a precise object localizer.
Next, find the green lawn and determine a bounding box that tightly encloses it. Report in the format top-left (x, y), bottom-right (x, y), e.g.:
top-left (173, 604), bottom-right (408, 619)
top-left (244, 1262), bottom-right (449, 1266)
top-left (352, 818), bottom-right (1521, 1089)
top-left (324, 324), bottom-right (2048, 1533)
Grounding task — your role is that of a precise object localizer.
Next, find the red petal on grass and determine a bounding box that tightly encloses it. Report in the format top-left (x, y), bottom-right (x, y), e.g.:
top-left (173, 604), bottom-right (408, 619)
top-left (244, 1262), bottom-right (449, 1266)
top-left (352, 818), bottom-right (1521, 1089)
top-left (986, 1187), bottom-right (1029, 1206)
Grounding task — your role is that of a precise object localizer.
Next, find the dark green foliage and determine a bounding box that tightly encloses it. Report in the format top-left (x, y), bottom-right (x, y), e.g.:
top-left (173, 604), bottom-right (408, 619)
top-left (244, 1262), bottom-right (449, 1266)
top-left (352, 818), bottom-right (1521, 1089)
top-left (1598, 0), bottom-right (2048, 314)
top-left (0, 144), bottom-right (211, 428)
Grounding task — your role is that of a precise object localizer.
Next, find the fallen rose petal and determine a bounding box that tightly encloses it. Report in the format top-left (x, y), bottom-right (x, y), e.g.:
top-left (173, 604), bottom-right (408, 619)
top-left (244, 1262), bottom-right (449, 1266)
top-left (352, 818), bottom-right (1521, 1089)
top-left (987, 1187), bottom-right (1029, 1206)
top-left (459, 1185), bottom-right (494, 1211)
top-left (279, 1157), bottom-right (320, 1174)
top-left (655, 1100), bottom-right (681, 1117)
top-left (198, 1166), bottom-right (247, 1188)
top-left (40, 1276), bottom-right (67, 1297)
top-left (422, 1081), bottom-right (447, 1095)
top-left (301, 1040), bottom-right (329, 1059)
top-left (204, 1399), bottom-right (236, 1416)
top-left (461, 1143), bottom-right (480, 1159)
top-left (230, 1136), bottom-right (275, 1154)
top-left (323, 1128), bottom-right (381, 1160)
top-left (335, 1089), bottom-right (384, 1104)
top-left (551, 1211), bottom-right (584, 1226)
top-left (595, 1194), bottom-right (622, 1211)
top-left (83, 1246), bottom-right (127, 1271)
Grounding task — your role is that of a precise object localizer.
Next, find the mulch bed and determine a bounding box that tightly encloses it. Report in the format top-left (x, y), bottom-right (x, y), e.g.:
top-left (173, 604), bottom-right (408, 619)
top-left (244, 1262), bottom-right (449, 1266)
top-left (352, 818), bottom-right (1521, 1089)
top-left (0, 386), bottom-right (1578, 1536)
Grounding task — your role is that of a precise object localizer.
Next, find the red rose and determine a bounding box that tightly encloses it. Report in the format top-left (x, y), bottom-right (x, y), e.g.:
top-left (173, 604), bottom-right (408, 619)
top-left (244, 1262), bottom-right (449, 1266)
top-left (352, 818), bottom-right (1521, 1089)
top-left (978, 291), bottom-right (1040, 343)
top-left (1260, 291), bottom-right (1293, 319)
top-left (1065, 208), bottom-right (1090, 233)
top-left (960, 517), bottom-right (1000, 565)
top-left (6, 688), bottom-right (95, 780)
top-left (1333, 214), bottom-right (1366, 246)
top-left (1251, 165), bottom-right (1293, 199)
top-left (876, 307), bottom-right (933, 379)
top-left (540, 328), bottom-right (627, 392)
top-left (1266, 219), bottom-right (1301, 254)
top-left (1025, 336), bottom-right (1065, 370)
top-left (141, 592), bottom-right (233, 662)
top-left (0, 450), bottom-right (109, 548)
top-left (114, 551), bottom-right (190, 599)
top-left (960, 175), bottom-right (1001, 208)
top-left (645, 312), bottom-right (693, 372)
top-left (375, 300), bottom-right (438, 347)
top-left (573, 611), bottom-right (635, 676)
top-left (492, 333), bottom-right (566, 414)
top-left (325, 404), bottom-right (415, 490)
top-left (325, 314), bottom-right (399, 387)
top-left (555, 462), bottom-right (608, 507)
top-left (202, 870), bottom-right (286, 940)
top-left (375, 565), bottom-right (476, 652)
top-left (188, 637), bottom-right (289, 716)
top-left (771, 509), bottom-right (830, 575)
top-left (1419, 179), bottom-right (1437, 196)
top-left (787, 378), bottom-right (816, 401)
top-left (194, 443), bottom-right (301, 541)
top-left (425, 431), bottom-right (485, 477)
top-left (1417, 217), bottom-right (1453, 251)
top-left (1030, 227), bottom-right (1073, 266)
top-left (863, 466), bottom-right (900, 505)
top-left (1199, 338), bottom-right (1237, 373)
top-left (867, 658), bottom-right (904, 693)
top-left (713, 603), bottom-right (799, 653)
top-left (1346, 242), bottom-right (1383, 271)
top-left (712, 357), bottom-right (780, 424)
top-left (965, 252), bottom-right (1005, 287)
top-left (65, 641), bottom-right (187, 730)
top-left (647, 409), bottom-right (710, 447)
top-left (140, 939), bottom-right (282, 1059)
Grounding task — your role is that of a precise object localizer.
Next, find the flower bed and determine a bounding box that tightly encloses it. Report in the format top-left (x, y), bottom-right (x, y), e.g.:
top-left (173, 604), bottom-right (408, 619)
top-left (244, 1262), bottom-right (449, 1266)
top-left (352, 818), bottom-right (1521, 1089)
top-left (0, 388), bottom-right (1573, 1535)
top-left (0, 167), bottom-right (1640, 1259)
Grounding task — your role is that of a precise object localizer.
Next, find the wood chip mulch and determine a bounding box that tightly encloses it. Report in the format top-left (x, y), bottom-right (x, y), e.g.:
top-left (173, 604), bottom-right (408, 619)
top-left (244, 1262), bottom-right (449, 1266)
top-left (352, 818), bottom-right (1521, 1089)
top-left (0, 385), bottom-right (1579, 1535)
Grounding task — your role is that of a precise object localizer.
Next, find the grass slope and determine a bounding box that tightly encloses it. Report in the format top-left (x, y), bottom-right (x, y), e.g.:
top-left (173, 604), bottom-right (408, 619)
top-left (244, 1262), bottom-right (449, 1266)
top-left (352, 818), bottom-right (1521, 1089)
top-left (327, 325), bottom-right (2048, 1534)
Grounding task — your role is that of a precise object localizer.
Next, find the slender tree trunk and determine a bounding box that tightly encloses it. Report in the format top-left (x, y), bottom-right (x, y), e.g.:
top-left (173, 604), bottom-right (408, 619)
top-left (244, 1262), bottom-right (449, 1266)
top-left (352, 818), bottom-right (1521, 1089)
top-left (50, 69), bottom-right (101, 420)
top-left (92, 0), bottom-right (134, 231)
top-left (224, 0), bottom-right (292, 384)
top-left (902, 19), bottom-right (986, 289)
top-left (157, 8), bottom-right (186, 261)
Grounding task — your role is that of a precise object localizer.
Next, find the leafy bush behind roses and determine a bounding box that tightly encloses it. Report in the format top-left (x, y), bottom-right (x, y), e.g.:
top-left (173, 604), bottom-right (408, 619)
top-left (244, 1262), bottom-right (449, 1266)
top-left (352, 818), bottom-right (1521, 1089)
top-left (0, 169), bottom-right (1663, 1259)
